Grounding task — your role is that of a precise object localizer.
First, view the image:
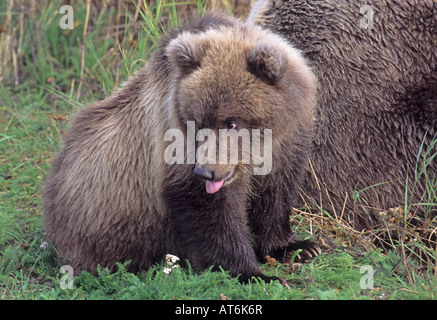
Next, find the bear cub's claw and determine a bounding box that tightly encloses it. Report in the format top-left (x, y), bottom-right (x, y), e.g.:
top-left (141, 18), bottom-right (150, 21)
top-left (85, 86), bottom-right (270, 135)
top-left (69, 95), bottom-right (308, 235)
top-left (285, 239), bottom-right (322, 263)
top-left (266, 238), bottom-right (321, 264)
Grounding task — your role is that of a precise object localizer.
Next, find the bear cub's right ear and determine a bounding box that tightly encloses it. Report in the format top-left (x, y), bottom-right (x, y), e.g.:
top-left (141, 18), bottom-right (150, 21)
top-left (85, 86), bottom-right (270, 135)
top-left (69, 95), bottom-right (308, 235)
top-left (166, 33), bottom-right (206, 75)
top-left (247, 43), bottom-right (286, 85)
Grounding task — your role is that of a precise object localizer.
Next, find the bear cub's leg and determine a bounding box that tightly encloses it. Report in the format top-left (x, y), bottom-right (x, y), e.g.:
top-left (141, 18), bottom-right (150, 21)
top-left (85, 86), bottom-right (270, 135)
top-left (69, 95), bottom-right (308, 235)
top-left (249, 174), bottom-right (322, 263)
top-left (166, 178), bottom-right (284, 283)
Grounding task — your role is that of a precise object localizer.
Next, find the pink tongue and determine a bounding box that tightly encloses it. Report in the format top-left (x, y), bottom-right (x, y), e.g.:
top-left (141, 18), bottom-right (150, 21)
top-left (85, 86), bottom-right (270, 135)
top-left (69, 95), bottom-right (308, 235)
top-left (205, 179), bottom-right (225, 194)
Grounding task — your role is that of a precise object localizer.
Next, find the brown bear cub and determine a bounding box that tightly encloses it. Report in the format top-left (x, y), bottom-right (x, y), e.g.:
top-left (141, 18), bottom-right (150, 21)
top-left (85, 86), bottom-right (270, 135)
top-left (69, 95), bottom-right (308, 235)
top-left (43, 12), bottom-right (320, 284)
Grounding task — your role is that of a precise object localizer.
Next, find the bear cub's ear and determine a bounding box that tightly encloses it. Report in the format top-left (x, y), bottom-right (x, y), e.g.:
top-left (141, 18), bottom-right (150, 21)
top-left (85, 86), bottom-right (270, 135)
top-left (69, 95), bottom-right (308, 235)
top-left (166, 33), bottom-right (206, 75)
top-left (247, 43), bottom-right (286, 84)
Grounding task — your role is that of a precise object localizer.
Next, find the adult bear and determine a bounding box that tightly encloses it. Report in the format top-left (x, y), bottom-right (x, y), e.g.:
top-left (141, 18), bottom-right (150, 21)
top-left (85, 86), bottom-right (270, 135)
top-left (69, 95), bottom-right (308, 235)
top-left (43, 12), bottom-right (321, 283)
top-left (248, 0), bottom-right (437, 230)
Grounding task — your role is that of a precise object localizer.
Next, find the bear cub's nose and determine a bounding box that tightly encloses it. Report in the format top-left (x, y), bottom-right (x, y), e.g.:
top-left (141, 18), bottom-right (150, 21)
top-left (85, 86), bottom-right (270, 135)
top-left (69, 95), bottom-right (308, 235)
top-left (194, 166), bottom-right (214, 181)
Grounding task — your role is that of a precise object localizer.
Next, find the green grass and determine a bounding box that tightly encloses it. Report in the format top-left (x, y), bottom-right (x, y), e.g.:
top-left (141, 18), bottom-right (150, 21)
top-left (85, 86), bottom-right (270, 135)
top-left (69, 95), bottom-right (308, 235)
top-left (1, 0), bottom-right (436, 300)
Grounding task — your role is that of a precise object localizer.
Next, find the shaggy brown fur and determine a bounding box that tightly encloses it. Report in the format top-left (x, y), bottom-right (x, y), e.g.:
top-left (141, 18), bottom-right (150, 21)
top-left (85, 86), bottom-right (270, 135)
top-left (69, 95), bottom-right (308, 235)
top-left (43, 12), bottom-right (320, 282)
top-left (248, 0), bottom-right (437, 230)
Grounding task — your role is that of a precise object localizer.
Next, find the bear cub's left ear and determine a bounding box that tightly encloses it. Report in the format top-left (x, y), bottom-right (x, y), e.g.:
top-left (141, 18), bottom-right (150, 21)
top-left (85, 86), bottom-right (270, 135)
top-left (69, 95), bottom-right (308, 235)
top-left (247, 43), bottom-right (286, 84)
top-left (166, 33), bottom-right (206, 75)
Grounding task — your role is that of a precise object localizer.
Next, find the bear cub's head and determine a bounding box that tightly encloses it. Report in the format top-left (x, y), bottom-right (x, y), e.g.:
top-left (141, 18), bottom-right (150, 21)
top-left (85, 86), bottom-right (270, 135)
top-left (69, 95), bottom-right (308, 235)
top-left (165, 21), bottom-right (316, 194)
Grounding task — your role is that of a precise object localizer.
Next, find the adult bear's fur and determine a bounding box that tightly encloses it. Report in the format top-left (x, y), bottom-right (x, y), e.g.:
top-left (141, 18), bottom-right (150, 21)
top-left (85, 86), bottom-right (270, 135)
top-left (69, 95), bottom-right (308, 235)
top-left (43, 12), bottom-right (320, 282)
top-left (248, 0), bottom-right (437, 230)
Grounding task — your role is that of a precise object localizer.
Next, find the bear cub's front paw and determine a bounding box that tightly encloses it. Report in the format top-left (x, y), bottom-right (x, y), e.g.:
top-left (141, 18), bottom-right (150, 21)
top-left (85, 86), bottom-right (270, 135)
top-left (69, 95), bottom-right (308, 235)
top-left (271, 239), bottom-right (322, 263)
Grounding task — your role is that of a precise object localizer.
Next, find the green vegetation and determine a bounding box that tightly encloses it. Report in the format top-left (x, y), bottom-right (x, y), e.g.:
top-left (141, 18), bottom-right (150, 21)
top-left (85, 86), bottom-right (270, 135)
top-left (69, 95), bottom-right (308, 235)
top-left (1, 0), bottom-right (436, 300)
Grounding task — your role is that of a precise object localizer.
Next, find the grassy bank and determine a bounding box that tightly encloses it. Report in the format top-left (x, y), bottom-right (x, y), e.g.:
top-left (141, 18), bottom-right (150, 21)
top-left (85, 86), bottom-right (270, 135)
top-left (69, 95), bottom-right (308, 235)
top-left (1, 0), bottom-right (436, 300)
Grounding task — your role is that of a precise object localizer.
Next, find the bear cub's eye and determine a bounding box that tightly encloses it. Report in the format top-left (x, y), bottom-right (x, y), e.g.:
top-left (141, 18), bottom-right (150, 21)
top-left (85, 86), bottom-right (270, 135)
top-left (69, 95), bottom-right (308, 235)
top-left (227, 120), bottom-right (238, 130)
